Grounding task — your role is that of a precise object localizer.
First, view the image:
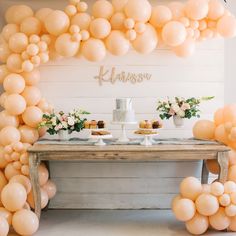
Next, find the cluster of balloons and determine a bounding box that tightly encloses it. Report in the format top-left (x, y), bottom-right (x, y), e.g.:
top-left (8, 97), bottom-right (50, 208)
top-left (173, 177), bottom-right (236, 235)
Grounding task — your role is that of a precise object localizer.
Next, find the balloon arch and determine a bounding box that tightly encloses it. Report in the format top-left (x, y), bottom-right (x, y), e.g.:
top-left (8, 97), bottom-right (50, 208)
top-left (0, 0), bottom-right (236, 235)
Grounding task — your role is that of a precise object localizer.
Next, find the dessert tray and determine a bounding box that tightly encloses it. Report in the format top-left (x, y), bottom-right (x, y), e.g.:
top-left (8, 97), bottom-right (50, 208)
top-left (134, 129), bottom-right (159, 146)
top-left (89, 129), bottom-right (112, 146)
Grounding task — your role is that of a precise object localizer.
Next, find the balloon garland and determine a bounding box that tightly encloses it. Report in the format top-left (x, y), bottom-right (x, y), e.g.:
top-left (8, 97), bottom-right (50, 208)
top-left (0, 0), bottom-right (236, 235)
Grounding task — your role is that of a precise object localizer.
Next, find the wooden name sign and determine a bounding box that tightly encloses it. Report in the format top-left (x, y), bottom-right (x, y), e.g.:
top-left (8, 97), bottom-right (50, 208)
top-left (94, 66), bottom-right (152, 86)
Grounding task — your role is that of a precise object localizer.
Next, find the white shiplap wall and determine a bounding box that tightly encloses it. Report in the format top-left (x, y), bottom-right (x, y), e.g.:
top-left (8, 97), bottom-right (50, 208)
top-left (0, 0), bottom-right (224, 209)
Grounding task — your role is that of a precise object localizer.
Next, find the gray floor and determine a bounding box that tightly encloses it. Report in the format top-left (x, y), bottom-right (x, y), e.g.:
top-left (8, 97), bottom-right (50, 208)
top-left (10, 210), bottom-right (233, 236)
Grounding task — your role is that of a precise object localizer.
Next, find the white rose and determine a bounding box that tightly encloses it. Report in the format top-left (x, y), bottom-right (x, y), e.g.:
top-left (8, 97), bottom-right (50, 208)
top-left (171, 103), bottom-right (180, 113)
top-left (68, 117), bottom-right (75, 126)
top-left (62, 122), bottom-right (68, 129)
top-left (51, 117), bottom-right (57, 126)
top-left (177, 110), bottom-right (185, 118)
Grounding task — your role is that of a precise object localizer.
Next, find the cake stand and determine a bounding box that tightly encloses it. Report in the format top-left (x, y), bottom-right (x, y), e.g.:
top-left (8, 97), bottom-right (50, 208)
top-left (111, 121), bottom-right (137, 143)
top-left (134, 129), bottom-right (159, 146)
top-left (89, 134), bottom-right (112, 146)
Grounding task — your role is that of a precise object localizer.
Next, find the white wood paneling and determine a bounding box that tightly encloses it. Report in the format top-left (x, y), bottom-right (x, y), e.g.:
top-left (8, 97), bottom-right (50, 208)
top-left (0, 0), bottom-right (225, 209)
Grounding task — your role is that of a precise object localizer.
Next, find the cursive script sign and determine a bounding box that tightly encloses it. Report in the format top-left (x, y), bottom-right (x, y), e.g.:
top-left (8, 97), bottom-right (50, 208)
top-left (94, 66), bottom-right (152, 86)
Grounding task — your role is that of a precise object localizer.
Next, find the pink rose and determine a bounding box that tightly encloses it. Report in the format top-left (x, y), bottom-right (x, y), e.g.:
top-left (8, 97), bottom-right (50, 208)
top-left (169, 108), bottom-right (175, 116)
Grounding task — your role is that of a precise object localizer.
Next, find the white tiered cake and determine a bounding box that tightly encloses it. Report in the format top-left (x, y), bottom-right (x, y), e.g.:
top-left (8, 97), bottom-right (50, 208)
top-left (112, 98), bottom-right (136, 123)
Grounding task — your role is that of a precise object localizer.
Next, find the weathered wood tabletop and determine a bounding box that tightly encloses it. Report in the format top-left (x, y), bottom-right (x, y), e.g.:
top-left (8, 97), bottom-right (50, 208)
top-left (28, 140), bottom-right (230, 219)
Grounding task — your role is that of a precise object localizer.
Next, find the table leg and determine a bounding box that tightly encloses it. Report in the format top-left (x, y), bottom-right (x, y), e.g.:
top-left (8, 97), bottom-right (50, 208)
top-left (29, 153), bottom-right (41, 219)
top-left (201, 160), bottom-right (209, 184)
top-left (217, 152), bottom-right (229, 183)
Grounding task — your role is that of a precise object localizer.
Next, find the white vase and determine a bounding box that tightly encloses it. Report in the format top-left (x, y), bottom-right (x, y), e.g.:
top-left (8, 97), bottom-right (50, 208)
top-left (173, 115), bottom-right (184, 128)
top-left (58, 130), bottom-right (69, 141)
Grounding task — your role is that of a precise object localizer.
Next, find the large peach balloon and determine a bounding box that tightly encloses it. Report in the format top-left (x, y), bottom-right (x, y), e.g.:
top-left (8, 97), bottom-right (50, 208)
top-left (0, 111), bottom-right (19, 130)
top-left (193, 120), bottom-right (215, 140)
top-left (206, 160), bottom-right (219, 174)
top-left (6, 54), bottom-right (23, 73)
top-left (225, 204), bottom-right (236, 217)
top-left (5, 94), bottom-right (26, 116)
top-left (82, 38), bottom-right (106, 62)
top-left (5, 5), bottom-right (33, 24)
top-left (214, 108), bottom-right (224, 126)
top-left (4, 163), bottom-right (21, 180)
top-left (112, 0), bottom-right (127, 12)
top-left (1, 24), bottom-right (19, 41)
top-left (215, 124), bottom-right (230, 144)
top-left (0, 208), bottom-right (12, 225)
top-left (150, 5), bottom-right (172, 28)
top-left (132, 24), bottom-right (158, 54)
top-left (1, 183), bottom-right (27, 212)
top-left (125, 0), bottom-right (151, 23)
top-left (27, 188), bottom-right (49, 209)
top-left (92, 0), bottom-right (114, 20)
top-left (180, 177), bottom-right (202, 201)
top-left (55, 33), bottom-right (80, 57)
top-left (217, 15), bottom-right (236, 38)
top-left (228, 165), bottom-right (236, 182)
top-left (21, 86), bottom-right (42, 106)
top-left (0, 171), bottom-right (7, 194)
top-left (12, 209), bottom-right (39, 235)
top-left (0, 216), bottom-right (9, 236)
top-left (0, 65), bottom-right (9, 84)
top-left (20, 17), bottom-right (42, 36)
top-left (173, 38), bottom-right (196, 58)
top-left (35, 8), bottom-right (53, 25)
top-left (209, 207), bottom-right (230, 230)
top-left (0, 41), bottom-right (11, 64)
top-left (19, 125), bottom-right (39, 144)
top-left (110, 12), bottom-right (126, 30)
top-left (162, 21), bottom-right (186, 47)
top-left (21, 68), bottom-right (40, 86)
top-left (208, 0), bottom-right (224, 20)
top-left (172, 198), bottom-right (196, 221)
top-left (106, 31), bottom-right (129, 56)
top-left (90, 18), bottom-right (111, 39)
top-left (195, 193), bottom-right (219, 216)
top-left (45, 10), bottom-right (70, 36)
top-left (71, 13), bottom-right (91, 30)
top-left (42, 180), bottom-right (57, 199)
top-left (0, 126), bottom-right (20, 146)
top-left (9, 33), bottom-right (28, 53)
top-left (186, 0), bottom-right (209, 21)
top-left (10, 175), bottom-right (31, 194)
top-left (38, 164), bottom-right (49, 186)
top-left (3, 73), bottom-right (25, 94)
top-left (168, 2), bottom-right (185, 20)
top-left (22, 106), bottom-right (43, 128)
top-left (223, 105), bottom-right (236, 123)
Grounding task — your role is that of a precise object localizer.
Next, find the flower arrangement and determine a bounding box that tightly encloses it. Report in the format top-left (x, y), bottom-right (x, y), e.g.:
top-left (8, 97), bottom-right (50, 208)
top-left (157, 97), bottom-right (214, 120)
top-left (38, 109), bottom-right (90, 135)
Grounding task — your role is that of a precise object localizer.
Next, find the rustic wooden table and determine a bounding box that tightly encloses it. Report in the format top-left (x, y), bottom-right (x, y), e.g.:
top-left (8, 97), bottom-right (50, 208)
top-left (28, 142), bottom-right (230, 219)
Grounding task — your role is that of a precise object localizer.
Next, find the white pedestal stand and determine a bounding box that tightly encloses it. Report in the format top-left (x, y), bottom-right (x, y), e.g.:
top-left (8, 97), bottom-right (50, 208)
top-left (89, 134), bottom-right (112, 146)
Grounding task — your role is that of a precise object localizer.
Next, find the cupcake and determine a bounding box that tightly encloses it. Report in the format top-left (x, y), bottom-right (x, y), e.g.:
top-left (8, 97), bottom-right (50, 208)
top-left (90, 120), bottom-right (97, 129)
top-left (97, 120), bottom-right (105, 129)
top-left (139, 120), bottom-right (146, 129)
top-left (152, 120), bottom-right (162, 129)
top-left (145, 120), bottom-right (152, 129)
top-left (84, 120), bottom-right (90, 129)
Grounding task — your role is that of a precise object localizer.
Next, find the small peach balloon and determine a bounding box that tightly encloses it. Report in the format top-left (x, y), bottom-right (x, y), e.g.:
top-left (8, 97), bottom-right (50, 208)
top-left (71, 13), bottom-right (91, 30)
top-left (225, 204), bottom-right (236, 217)
top-left (38, 164), bottom-right (49, 186)
top-left (26, 44), bottom-right (39, 56)
top-left (4, 163), bottom-right (21, 180)
top-left (168, 2), bottom-right (185, 20)
top-left (92, 0), bottom-right (114, 20)
top-left (0, 208), bottom-right (12, 225)
top-left (0, 126), bottom-right (21, 146)
top-left (217, 15), bottom-right (236, 38)
top-left (124, 18), bottom-right (135, 30)
top-left (1, 24), bottom-right (19, 41)
top-left (3, 73), bottom-right (25, 94)
top-left (193, 120), bottom-right (215, 140)
top-left (224, 181), bottom-right (236, 194)
top-left (45, 10), bottom-right (70, 36)
top-left (65, 5), bottom-right (77, 17)
top-left (9, 175), bottom-right (31, 194)
top-left (110, 12), bottom-right (126, 30)
top-left (90, 18), bottom-right (111, 39)
top-left (209, 207), bottom-right (230, 230)
top-left (6, 54), bottom-right (23, 73)
top-left (0, 216), bottom-right (9, 236)
top-left (215, 124), bottom-right (230, 144)
top-left (12, 209), bottom-right (39, 236)
top-left (195, 193), bottom-right (219, 216)
top-left (5, 94), bottom-right (26, 116)
top-left (22, 60), bottom-right (34, 73)
top-left (126, 29), bottom-right (137, 41)
top-left (134, 22), bottom-right (146, 34)
top-left (20, 17), bottom-right (41, 36)
top-left (0, 110), bottom-right (19, 130)
top-left (29, 35), bottom-right (40, 44)
top-left (77, 2), bottom-right (88, 12)
top-left (185, 213), bottom-right (209, 235)
top-left (219, 193), bottom-right (231, 207)
top-left (180, 177), bottom-right (202, 201)
top-left (19, 125), bottom-right (39, 144)
top-left (9, 33), bottom-right (28, 54)
top-left (199, 20), bottom-right (207, 31)
top-left (106, 31), bottom-right (130, 56)
top-left (211, 182), bottom-right (224, 196)
top-left (22, 106), bottom-right (43, 128)
top-left (206, 160), bottom-right (220, 174)
top-left (13, 161), bottom-right (22, 170)
top-left (150, 5), bottom-right (172, 28)
top-left (173, 38), bottom-right (196, 58)
top-left (20, 152), bottom-right (29, 165)
top-left (21, 68), bottom-right (40, 86)
top-left (21, 165), bottom-right (30, 176)
top-left (42, 180), bottom-right (57, 199)
top-left (21, 86), bottom-right (41, 106)
top-left (186, 0), bottom-right (209, 21)
top-left (0, 41), bottom-right (11, 64)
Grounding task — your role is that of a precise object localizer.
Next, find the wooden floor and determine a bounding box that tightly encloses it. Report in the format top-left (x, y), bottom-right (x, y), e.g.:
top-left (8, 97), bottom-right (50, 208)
top-left (21, 210), bottom-right (236, 236)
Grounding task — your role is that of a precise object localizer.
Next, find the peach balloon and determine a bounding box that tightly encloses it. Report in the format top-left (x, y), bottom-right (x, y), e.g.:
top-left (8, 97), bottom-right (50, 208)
top-left (38, 164), bottom-right (49, 186)
top-left (186, 0), bottom-right (209, 21)
top-left (6, 54), bottom-right (23, 73)
top-left (0, 126), bottom-right (21, 146)
top-left (4, 163), bottom-right (21, 180)
top-left (126, 29), bottom-right (136, 41)
top-left (22, 106), bottom-right (43, 128)
top-left (185, 213), bottom-right (209, 235)
top-left (134, 22), bottom-right (147, 34)
top-left (42, 180), bottom-right (57, 199)
top-left (20, 153), bottom-right (29, 165)
top-left (217, 15), bottom-right (236, 38)
top-left (9, 175), bottom-right (31, 194)
top-left (71, 13), bottom-right (91, 30)
top-left (206, 160), bottom-right (219, 174)
top-left (180, 177), bottom-right (202, 201)
top-left (35, 8), bottom-right (53, 33)
top-left (64, 5), bottom-right (77, 17)
top-left (162, 21), bottom-right (186, 47)
top-left (92, 0), bottom-right (114, 20)
top-left (1, 24), bottom-right (19, 41)
top-left (45, 10), bottom-right (70, 36)
top-left (211, 182), bottom-right (224, 196)
top-left (215, 124), bottom-right (230, 144)
top-left (0, 171), bottom-right (7, 195)
top-left (173, 38), bottom-right (196, 58)
top-left (5, 5), bottom-right (33, 24)
top-left (0, 148), bottom-right (8, 169)
top-left (112, 0), bottom-right (127, 12)
top-left (106, 31), bottom-right (130, 56)
top-left (19, 125), bottom-right (39, 144)
top-left (193, 120), bottom-right (215, 140)
top-left (26, 44), bottom-right (39, 57)
top-left (208, 0), bottom-right (224, 20)
top-left (21, 60), bottom-right (34, 72)
top-left (225, 204), bottom-right (236, 217)
top-left (195, 193), bottom-right (219, 216)
top-left (9, 33), bottom-right (28, 54)
top-left (0, 216), bottom-right (9, 236)
top-left (21, 68), bottom-right (40, 86)
top-left (21, 164), bottom-right (30, 176)
top-left (171, 195), bottom-right (181, 209)
top-left (223, 105), bottom-right (236, 123)
top-left (110, 12), bottom-right (126, 30)
top-left (172, 198), bottom-right (196, 221)
top-left (224, 181), bottom-right (236, 194)
top-left (0, 65), bottom-right (9, 84)
top-left (219, 193), bottom-right (231, 207)
top-left (1, 183), bottom-right (27, 212)
top-left (21, 86), bottom-right (42, 106)
top-left (20, 17), bottom-right (41, 36)
top-left (0, 42), bottom-right (11, 64)
top-left (27, 188), bottom-right (48, 209)
top-left (150, 5), bottom-right (172, 28)
top-left (3, 73), bottom-right (25, 94)
top-left (12, 209), bottom-right (39, 235)
top-left (13, 161), bottom-right (22, 170)
top-left (229, 150), bottom-right (236, 166)
top-left (0, 208), bottom-right (12, 225)
top-left (229, 215), bottom-right (236, 231)
top-left (55, 33), bottom-right (80, 57)
top-left (132, 24), bottom-right (158, 54)
top-left (209, 207), bottom-right (230, 230)
top-left (168, 2), bottom-right (185, 20)
top-left (5, 94), bottom-right (26, 116)
top-left (90, 18), bottom-right (111, 39)
top-left (0, 110), bottom-right (19, 130)
top-left (82, 38), bottom-right (106, 62)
